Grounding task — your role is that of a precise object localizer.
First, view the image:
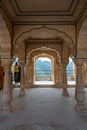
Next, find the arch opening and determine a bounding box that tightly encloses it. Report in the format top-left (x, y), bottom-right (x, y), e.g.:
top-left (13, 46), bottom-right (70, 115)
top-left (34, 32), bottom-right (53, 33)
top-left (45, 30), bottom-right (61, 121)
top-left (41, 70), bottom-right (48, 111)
top-left (11, 57), bottom-right (21, 85)
top-left (34, 55), bottom-right (54, 85)
top-left (66, 57), bottom-right (76, 85)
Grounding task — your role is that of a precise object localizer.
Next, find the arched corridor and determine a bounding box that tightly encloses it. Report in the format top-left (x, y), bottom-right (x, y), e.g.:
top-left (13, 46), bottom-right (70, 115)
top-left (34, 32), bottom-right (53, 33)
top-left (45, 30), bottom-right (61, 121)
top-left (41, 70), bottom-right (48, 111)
top-left (0, 0), bottom-right (87, 129)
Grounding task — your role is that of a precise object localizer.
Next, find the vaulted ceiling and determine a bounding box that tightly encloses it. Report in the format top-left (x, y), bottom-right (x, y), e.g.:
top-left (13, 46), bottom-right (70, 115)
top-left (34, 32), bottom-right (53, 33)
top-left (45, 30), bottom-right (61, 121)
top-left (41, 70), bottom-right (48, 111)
top-left (0, 0), bottom-right (87, 24)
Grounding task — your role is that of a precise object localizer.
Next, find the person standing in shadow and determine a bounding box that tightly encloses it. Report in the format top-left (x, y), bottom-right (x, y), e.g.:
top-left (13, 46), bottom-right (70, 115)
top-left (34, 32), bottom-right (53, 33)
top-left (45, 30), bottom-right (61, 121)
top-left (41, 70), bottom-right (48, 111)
top-left (14, 62), bottom-right (19, 83)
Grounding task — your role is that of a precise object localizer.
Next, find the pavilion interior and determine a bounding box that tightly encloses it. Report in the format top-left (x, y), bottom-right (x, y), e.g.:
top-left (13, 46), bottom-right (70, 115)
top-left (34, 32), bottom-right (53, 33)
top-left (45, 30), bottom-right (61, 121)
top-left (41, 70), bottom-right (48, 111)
top-left (0, 0), bottom-right (87, 130)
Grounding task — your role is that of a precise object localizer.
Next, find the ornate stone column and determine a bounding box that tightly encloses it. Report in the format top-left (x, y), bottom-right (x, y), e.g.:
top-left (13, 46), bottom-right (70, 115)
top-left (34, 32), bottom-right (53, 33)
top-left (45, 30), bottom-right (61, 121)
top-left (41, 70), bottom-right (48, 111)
top-left (58, 63), bottom-right (63, 87)
top-left (62, 62), bottom-right (69, 96)
top-left (24, 62), bottom-right (28, 87)
top-left (19, 62), bottom-right (25, 96)
top-left (74, 59), bottom-right (87, 112)
top-left (55, 63), bottom-right (62, 87)
top-left (2, 59), bottom-right (14, 113)
top-left (83, 62), bottom-right (87, 85)
top-left (55, 64), bottom-right (58, 86)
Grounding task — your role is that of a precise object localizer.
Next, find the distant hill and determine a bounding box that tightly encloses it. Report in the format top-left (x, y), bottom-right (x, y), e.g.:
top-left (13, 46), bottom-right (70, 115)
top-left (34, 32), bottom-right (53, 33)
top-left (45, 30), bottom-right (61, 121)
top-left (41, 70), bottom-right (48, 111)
top-left (36, 59), bottom-right (51, 75)
top-left (35, 59), bottom-right (74, 76)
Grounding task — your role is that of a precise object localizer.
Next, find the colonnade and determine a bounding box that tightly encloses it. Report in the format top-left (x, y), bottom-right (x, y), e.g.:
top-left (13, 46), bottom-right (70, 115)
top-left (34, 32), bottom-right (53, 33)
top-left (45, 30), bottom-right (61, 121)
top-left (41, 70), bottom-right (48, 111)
top-left (1, 58), bottom-right (87, 113)
top-left (1, 58), bottom-right (25, 113)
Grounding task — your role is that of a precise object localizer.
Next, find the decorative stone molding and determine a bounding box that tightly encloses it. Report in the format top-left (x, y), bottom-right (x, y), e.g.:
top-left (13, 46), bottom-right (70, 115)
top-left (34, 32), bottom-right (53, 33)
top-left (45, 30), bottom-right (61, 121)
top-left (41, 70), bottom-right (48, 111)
top-left (74, 59), bottom-right (87, 112)
top-left (2, 59), bottom-right (14, 113)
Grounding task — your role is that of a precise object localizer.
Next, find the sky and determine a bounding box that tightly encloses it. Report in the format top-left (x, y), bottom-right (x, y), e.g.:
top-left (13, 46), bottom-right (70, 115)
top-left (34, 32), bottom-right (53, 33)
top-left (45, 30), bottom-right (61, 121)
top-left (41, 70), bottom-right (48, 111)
top-left (38, 57), bottom-right (51, 62)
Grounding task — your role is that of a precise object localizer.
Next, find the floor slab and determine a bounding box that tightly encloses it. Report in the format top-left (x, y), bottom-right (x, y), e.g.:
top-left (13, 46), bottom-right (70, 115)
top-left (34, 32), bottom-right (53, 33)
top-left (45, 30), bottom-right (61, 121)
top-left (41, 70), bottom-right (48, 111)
top-left (0, 88), bottom-right (87, 130)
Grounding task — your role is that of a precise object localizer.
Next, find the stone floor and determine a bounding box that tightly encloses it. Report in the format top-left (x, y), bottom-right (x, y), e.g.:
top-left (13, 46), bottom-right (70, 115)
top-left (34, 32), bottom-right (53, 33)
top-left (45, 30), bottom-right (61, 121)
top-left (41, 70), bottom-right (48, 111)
top-left (34, 81), bottom-right (54, 85)
top-left (0, 88), bottom-right (87, 130)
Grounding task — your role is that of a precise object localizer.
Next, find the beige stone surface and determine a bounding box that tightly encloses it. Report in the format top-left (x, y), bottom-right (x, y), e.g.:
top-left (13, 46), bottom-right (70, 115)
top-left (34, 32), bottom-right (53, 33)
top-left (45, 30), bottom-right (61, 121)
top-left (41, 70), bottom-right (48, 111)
top-left (0, 88), bottom-right (87, 130)
top-left (0, 0), bottom-right (87, 123)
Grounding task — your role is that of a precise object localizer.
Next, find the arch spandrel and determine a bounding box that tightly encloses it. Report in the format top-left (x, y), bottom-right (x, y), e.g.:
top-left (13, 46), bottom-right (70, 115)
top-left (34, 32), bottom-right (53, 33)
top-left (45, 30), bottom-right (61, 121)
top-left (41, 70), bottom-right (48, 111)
top-left (77, 17), bottom-right (87, 58)
top-left (0, 13), bottom-right (11, 59)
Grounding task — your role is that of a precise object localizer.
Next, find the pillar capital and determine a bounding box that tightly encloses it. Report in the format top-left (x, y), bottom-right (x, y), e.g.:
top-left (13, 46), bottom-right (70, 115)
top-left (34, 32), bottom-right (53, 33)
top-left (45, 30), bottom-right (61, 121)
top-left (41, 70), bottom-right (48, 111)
top-left (2, 58), bottom-right (12, 69)
top-left (19, 61), bottom-right (25, 67)
top-left (74, 59), bottom-right (84, 66)
top-left (62, 60), bottom-right (69, 67)
top-left (62, 63), bottom-right (67, 68)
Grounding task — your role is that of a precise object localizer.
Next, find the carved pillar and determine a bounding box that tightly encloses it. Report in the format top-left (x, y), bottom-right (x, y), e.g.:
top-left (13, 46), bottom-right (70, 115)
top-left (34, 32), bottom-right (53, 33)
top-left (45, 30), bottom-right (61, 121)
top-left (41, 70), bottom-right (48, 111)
top-left (25, 63), bottom-right (28, 87)
top-left (55, 64), bottom-right (58, 86)
top-left (19, 62), bottom-right (25, 96)
top-left (75, 59), bottom-right (87, 112)
top-left (55, 63), bottom-right (62, 87)
top-left (85, 61), bottom-right (87, 84)
top-left (2, 59), bottom-right (14, 113)
top-left (58, 64), bottom-right (63, 86)
top-left (29, 64), bottom-right (34, 87)
top-left (62, 62), bottom-right (69, 96)
top-left (83, 62), bottom-right (87, 85)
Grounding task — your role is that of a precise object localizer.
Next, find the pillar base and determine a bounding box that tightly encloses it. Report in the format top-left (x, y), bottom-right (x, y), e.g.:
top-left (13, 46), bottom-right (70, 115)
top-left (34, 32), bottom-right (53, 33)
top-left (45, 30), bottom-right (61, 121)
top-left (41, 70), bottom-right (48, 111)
top-left (19, 88), bottom-right (25, 96)
top-left (62, 88), bottom-right (69, 97)
top-left (75, 103), bottom-right (87, 113)
top-left (2, 102), bottom-right (14, 114)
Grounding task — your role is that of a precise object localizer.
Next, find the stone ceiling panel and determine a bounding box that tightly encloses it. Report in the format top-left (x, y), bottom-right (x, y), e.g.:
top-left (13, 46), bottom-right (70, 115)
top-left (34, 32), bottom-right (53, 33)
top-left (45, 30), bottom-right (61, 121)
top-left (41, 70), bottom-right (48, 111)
top-left (15, 0), bottom-right (72, 12)
top-left (0, 0), bottom-right (87, 24)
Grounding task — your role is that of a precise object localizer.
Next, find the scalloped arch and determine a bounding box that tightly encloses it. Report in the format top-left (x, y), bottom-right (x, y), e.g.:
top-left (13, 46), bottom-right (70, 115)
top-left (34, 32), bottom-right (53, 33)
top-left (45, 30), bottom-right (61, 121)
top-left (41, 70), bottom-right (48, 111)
top-left (26, 46), bottom-right (61, 65)
top-left (14, 26), bottom-right (74, 47)
top-left (27, 46), bottom-right (60, 59)
top-left (13, 26), bottom-right (75, 57)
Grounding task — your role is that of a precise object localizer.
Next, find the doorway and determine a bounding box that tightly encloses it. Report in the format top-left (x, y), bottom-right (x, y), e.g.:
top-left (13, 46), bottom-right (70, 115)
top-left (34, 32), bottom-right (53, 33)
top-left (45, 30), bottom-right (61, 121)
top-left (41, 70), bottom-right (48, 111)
top-left (34, 56), bottom-right (54, 85)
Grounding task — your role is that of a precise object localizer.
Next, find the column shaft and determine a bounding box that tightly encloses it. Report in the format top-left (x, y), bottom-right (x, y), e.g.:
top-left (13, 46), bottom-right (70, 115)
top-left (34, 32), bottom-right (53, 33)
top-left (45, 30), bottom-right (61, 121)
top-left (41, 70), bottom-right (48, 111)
top-left (2, 59), bottom-right (13, 113)
top-left (62, 63), bottom-right (69, 96)
top-left (19, 63), bottom-right (25, 96)
top-left (75, 59), bottom-right (87, 112)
